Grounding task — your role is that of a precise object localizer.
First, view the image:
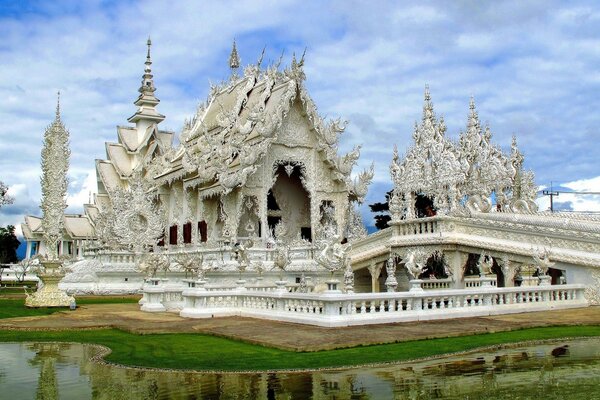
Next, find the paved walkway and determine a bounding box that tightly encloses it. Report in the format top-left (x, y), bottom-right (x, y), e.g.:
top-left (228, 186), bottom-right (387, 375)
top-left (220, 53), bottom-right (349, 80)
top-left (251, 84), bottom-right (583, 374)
top-left (1, 304), bottom-right (599, 351)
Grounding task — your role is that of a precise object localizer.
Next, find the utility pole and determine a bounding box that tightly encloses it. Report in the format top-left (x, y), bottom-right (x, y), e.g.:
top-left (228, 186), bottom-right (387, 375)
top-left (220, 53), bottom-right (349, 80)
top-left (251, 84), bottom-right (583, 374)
top-left (542, 182), bottom-right (600, 212)
top-left (542, 182), bottom-right (559, 212)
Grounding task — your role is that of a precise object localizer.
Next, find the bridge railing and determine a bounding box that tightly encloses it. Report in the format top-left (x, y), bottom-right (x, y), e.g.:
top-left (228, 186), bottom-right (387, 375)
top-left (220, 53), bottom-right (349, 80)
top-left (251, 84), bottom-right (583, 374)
top-left (148, 283), bottom-right (589, 327)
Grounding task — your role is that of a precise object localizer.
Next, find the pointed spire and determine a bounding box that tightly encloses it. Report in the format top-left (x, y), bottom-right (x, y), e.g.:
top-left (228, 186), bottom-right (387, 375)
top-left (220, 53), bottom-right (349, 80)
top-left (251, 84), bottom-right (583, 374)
top-left (146, 36), bottom-right (152, 63)
top-left (291, 52), bottom-right (297, 70)
top-left (256, 46), bottom-right (265, 68)
top-left (140, 36), bottom-right (156, 96)
top-left (128, 37), bottom-right (165, 125)
top-left (55, 91), bottom-right (61, 120)
top-left (229, 39), bottom-right (240, 72)
top-left (422, 85), bottom-right (435, 122)
top-left (467, 95), bottom-right (480, 132)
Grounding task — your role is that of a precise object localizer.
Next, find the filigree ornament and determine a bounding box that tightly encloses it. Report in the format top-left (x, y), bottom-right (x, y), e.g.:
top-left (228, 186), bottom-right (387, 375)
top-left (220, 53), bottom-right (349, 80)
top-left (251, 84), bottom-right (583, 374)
top-left (100, 174), bottom-right (166, 252)
top-left (346, 205), bottom-right (368, 241)
top-left (403, 249), bottom-right (428, 280)
top-left (40, 101), bottom-right (70, 260)
top-left (0, 181), bottom-right (14, 208)
top-left (315, 233), bottom-right (351, 274)
top-left (136, 253), bottom-right (170, 278)
top-left (344, 264), bottom-right (355, 293)
top-left (385, 255), bottom-right (398, 291)
top-left (390, 88), bottom-right (537, 219)
top-left (532, 247), bottom-right (554, 275)
top-left (477, 252), bottom-right (494, 276)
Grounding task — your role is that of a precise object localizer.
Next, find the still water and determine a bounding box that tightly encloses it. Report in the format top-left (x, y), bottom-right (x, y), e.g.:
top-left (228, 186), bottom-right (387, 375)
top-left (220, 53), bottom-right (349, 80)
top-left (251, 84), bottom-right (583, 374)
top-left (1, 338), bottom-right (600, 399)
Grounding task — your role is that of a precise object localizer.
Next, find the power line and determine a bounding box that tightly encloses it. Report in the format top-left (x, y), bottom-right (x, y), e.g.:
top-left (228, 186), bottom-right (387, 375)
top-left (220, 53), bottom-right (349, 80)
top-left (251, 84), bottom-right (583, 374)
top-left (541, 182), bottom-right (600, 212)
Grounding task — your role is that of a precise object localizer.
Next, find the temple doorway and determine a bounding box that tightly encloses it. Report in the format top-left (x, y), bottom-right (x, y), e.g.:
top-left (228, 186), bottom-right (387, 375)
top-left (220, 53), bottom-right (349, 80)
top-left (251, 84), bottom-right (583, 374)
top-left (268, 164), bottom-right (311, 242)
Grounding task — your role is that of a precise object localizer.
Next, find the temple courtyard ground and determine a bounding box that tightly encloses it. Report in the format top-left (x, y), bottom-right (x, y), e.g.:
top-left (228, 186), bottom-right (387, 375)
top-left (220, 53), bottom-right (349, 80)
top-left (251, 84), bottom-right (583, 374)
top-left (1, 299), bottom-right (599, 352)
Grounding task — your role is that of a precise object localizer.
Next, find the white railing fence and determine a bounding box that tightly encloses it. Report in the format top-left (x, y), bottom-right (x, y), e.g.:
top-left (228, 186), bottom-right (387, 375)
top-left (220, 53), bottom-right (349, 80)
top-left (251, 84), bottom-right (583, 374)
top-left (142, 281), bottom-right (588, 327)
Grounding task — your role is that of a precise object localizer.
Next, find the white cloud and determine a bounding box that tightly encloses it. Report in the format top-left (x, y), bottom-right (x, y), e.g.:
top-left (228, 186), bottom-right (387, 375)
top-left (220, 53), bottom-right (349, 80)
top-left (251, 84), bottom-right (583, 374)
top-left (2, 0), bottom-right (600, 232)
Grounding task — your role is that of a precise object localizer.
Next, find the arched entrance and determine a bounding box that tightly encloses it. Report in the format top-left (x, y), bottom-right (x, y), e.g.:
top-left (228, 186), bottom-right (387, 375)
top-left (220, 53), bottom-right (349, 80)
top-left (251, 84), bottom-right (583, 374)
top-left (268, 163), bottom-right (311, 242)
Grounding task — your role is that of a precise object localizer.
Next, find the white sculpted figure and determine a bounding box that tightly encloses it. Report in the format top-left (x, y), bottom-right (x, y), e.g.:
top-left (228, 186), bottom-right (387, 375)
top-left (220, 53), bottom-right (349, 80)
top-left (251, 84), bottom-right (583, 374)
top-left (532, 248), bottom-right (554, 276)
top-left (404, 249), bottom-right (427, 280)
top-left (315, 234), bottom-right (351, 273)
top-left (174, 253), bottom-right (203, 278)
top-left (234, 239), bottom-right (253, 274)
top-left (273, 243), bottom-right (291, 274)
top-left (136, 253), bottom-right (170, 278)
top-left (344, 264), bottom-right (355, 292)
top-left (477, 252), bottom-right (494, 276)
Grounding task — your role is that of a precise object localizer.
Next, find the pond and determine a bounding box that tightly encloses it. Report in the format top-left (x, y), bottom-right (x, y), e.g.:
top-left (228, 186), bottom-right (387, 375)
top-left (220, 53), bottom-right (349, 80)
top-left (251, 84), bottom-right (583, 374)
top-left (1, 338), bottom-right (600, 399)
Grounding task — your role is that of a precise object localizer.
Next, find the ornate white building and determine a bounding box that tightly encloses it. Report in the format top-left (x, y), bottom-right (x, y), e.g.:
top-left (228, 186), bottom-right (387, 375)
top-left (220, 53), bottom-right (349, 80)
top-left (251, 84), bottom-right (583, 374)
top-left (20, 41), bottom-right (599, 325)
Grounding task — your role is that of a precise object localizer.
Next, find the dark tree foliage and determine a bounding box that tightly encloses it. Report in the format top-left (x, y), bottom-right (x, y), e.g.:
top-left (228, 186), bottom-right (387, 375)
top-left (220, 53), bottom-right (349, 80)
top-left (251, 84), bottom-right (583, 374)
top-left (369, 190), bottom-right (392, 230)
top-left (0, 225), bottom-right (20, 263)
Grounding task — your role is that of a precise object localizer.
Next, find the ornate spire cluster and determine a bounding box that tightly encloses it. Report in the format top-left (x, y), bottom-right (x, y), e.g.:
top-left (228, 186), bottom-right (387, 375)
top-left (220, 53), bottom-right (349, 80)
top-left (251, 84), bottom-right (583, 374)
top-left (229, 39), bottom-right (240, 74)
top-left (390, 87), bottom-right (537, 220)
top-left (40, 92), bottom-right (70, 260)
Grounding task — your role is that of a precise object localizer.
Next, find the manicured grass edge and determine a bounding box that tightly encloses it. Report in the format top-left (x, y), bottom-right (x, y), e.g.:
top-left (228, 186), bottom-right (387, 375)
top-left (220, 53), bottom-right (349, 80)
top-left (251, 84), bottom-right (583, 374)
top-left (1, 325), bottom-right (599, 372)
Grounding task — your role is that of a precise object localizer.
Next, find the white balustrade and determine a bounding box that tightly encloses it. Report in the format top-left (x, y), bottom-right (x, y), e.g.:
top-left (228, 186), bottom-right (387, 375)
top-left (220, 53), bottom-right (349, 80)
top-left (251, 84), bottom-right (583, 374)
top-left (172, 284), bottom-right (588, 327)
top-left (421, 279), bottom-right (453, 290)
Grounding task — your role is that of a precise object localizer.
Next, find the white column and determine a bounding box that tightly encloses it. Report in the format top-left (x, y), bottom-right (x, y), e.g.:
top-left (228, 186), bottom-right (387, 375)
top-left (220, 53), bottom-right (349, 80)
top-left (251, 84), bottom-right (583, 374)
top-left (25, 241), bottom-right (32, 260)
top-left (368, 263), bottom-right (383, 293)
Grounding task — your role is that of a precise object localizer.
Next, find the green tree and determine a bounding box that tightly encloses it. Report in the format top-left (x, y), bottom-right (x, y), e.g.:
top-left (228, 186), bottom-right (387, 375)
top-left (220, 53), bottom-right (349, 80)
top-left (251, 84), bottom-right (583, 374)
top-left (369, 190), bottom-right (392, 230)
top-left (0, 225), bottom-right (21, 263)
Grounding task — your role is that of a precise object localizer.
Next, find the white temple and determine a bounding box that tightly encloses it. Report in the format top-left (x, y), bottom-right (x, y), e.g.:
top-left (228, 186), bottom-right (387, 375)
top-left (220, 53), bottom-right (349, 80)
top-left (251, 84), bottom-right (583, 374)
top-left (20, 40), bottom-right (600, 326)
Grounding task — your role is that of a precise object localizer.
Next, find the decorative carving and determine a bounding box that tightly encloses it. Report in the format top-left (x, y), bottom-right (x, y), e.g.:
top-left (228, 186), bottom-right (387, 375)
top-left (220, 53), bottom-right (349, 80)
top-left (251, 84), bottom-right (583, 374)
top-left (403, 249), bottom-right (428, 279)
top-left (390, 88), bottom-right (536, 219)
top-left (99, 173), bottom-right (166, 252)
top-left (532, 247), bottom-right (554, 275)
top-left (315, 233), bottom-right (351, 274)
top-left (40, 97), bottom-right (70, 260)
top-left (344, 264), bottom-right (355, 293)
top-left (135, 253), bottom-right (170, 278)
top-left (385, 255), bottom-right (398, 291)
top-left (477, 252), bottom-right (494, 276)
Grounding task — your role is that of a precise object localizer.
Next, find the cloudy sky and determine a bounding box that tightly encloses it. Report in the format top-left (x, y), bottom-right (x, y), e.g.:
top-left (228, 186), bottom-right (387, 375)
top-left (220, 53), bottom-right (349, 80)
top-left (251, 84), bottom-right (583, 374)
top-left (1, 0), bottom-right (600, 243)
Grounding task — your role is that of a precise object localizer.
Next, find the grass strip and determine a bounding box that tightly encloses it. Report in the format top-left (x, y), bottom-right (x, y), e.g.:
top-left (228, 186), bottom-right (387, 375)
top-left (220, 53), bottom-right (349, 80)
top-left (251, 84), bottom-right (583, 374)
top-left (0, 296), bottom-right (140, 319)
top-left (0, 325), bottom-right (599, 371)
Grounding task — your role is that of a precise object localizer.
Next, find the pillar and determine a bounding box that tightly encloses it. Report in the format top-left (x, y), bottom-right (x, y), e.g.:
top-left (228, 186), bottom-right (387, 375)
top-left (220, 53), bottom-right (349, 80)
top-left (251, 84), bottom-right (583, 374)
top-left (448, 251), bottom-right (468, 289)
top-left (25, 241), bottom-right (32, 260)
top-left (368, 262), bottom-right (383, 293)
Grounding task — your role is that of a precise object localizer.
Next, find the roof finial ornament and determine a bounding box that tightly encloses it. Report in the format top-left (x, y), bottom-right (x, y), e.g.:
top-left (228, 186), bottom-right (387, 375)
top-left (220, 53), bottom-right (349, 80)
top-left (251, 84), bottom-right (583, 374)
top-left (127, 38), bottom-right (165, 125)
top-left (55, 90), bottom-right (61, 119)
top-left (257, 46), bottom-right (266, 68)
top-left (229, 39), bottom-right (240, 75)
top-left (145, 36), bottom-right (152, 73)
top-left (423, 84), bottom-right (434, 121)
top-left (275, 49), bottom-right (284, 70)
top-left (299, 47), bottom-right (306, 67)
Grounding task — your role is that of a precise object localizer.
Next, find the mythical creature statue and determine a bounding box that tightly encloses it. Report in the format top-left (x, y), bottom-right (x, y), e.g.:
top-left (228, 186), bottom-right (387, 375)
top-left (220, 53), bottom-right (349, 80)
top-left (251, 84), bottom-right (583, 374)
top-left (315, 234), bottom-right (351, 274)
top-left (349, 163), bottom-right (374, 203)
top-left (234, 239), bottom-right (253, 275)
top-left (477, 252), bottom-right (494, 276)
top-left (403, 249), bottom-right (427, 280)
top-left (298, 273), bottom-right (308, 293)
top-left (273, 243), bottom-right (291, 275)
top-left (532, 248), bottom-right (554, 276)
top-left (173, 253), bottom-right (202, 278)
top-left (136, 253), bottom-right (170, 278)
top-left (385, 255), bottom-right (398, 290)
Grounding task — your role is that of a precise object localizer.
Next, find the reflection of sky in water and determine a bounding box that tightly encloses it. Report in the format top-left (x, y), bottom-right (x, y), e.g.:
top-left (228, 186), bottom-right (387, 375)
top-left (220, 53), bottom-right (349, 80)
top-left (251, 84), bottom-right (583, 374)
top-left (0, 339), bottom-right (600, 399)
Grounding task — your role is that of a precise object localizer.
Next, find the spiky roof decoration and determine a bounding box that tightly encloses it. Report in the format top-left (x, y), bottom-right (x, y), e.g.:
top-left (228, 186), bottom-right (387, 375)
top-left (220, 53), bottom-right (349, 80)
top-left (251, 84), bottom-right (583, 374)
top-left (149, 53), bottom-right (358, 197)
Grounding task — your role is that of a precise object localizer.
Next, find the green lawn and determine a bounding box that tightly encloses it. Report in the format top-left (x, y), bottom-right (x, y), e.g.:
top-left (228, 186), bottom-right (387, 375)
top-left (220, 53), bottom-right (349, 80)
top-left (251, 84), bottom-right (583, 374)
top-left (0, 296), bottom-right (140, 319)
top-left (0, 325), bottom-right (599, 371)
